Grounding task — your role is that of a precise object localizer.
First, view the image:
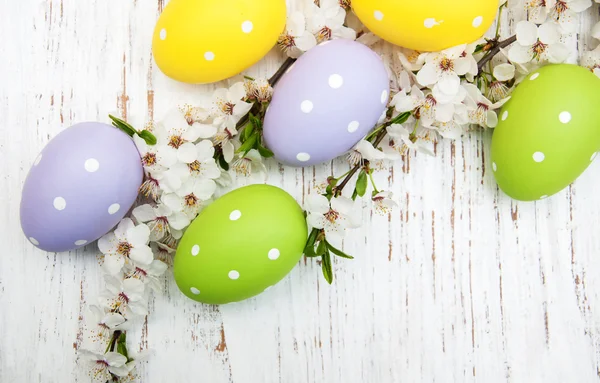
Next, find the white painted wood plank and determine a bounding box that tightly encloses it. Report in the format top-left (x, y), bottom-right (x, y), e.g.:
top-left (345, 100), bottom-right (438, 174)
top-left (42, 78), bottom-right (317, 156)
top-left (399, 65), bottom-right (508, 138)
top-left (2, 1), bottom-right (600, 382)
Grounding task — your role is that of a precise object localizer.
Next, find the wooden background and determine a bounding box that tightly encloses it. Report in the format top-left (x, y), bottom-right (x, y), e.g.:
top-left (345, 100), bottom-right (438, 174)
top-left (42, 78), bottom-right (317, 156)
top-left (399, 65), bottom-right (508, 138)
top-left (2, 1), bottom-right (600, 382)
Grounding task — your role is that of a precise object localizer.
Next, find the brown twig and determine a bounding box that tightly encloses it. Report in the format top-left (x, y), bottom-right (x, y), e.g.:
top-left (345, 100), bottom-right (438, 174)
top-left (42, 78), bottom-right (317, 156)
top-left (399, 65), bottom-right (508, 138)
top-left (334, 129), bottom-right (389, 195)
top-left (477, 35), bottom-right (517, 73)
top-left (268, 57), bottom-right (297, 86)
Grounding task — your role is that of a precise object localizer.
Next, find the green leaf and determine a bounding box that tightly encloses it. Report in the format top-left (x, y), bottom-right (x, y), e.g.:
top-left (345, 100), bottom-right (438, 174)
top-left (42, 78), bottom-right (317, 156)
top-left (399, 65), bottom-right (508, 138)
top-left (116, 332), bottom-right (130, 362)
top-left (325, 240), bottom-right (354, 259)
top-left (249, 113), bottom-right (263, 130)
top-left (109, 115), bottom-right (137, 137)
top-left (355, 170), bottom-right (368, 197)
top-left (243, 122), bottom-right (256, 141)
top-left (316, 240), bottom-right (327, 256)
top-left (257, 141), bottom-right (274, 158)
top-left (236, 132), bottom-right (258, 155)
top-left (321, 251), bottom-right (334, 284)
top-left (303, 228), bottom-right (319, 257)
top-left (217, 153), bottom-right (229, 171)
top-left (389, 111), bottom-right (411, 126)
top-left (138, 130), bottom-right (157, 146)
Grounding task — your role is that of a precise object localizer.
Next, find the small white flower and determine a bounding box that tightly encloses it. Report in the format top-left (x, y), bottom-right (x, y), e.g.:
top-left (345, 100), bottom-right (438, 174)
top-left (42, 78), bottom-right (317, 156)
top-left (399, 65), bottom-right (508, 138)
top-left (85, 305), bottom-right (129, 344)
top-left (493, 63), bottom-right (516, 81)
top-left (132, 204), bottom-right (172, 241)
top-left (231, 149), bottom-right (268, 177)
top-left (511, 0), bottom-right (550, 24)
top-left (125, 260), bottom-right (168, 292)
top-left (581, 46), bottom-right (600, 78)
top-left (372, 191), bottom-right (398, 215)
top-left (463, 84), bottom-right (509, 128)
top-left (162, 177), bottom-right (214, 221)
top-left (133, 134), bottom-right (177, 174)
top-left (278, 11), bottom-right (317, 58)
top-left (508, 21), bottom-right (569, 64)
top-left (211, 82), bottom-right (253, 132)
top-left (347, 140), bottom-right (385, 165)
top-left (549, 0), bottom-right (592, 33)
top-left (103, 276), bottom-right (148, 316)
top-left (417, 45), bottom-right (475, 103)
top-left (155, 109), bottom-right (211, 152)
top-left (98, 219), bottom-right (153, 275)
top-left (305, 0), bottom-right (356, 43)
top-left (244, 78), bottom-right (274, 103)
top-left (305, 195), bottom-right (361, 244)
top-left (156, 140), bottom-right (220, 193)
top-left (80, 350), bottom-right (133, 380)
top-left (385, 123), bottom-right (435, 157)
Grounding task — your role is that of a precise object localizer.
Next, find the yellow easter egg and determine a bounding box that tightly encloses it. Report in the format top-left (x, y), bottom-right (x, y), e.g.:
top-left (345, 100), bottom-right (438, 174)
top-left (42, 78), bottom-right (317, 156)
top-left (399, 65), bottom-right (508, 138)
top-left (352, 0), bottom-right (499, 52)
top-left (152, 0), bottom-right (286, 84)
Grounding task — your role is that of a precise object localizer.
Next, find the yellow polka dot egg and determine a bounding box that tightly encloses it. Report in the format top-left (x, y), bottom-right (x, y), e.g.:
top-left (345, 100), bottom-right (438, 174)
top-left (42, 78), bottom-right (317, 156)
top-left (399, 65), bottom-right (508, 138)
top-left (352, 0), bottom-right (499, 52)
top-left (152, 0), bottom-right (286, 84)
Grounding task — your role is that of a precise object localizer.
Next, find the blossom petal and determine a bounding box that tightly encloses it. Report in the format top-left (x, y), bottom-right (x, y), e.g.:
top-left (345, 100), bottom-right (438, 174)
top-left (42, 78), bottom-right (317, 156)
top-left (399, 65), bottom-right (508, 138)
top-left (306, 194), bottom-right (330, 214)
top-left (132, 204), bottom-right (156, 223)
top-left (98, 232), bottom-right (117, 254)
top-left (331, 196), bottom-right (355, 216)
top-left (177, 142), bottom-right (198, 164)
top-left (515, 21), bottom-right (538, 46)
top-left (103, 253), bottom-right (125, 275)
top-left (127, 224), bottom-right (150, 247)
top-left (130, 245), bottom-right (154, 265)
top-left (122, 278), bottom-right (145, 300)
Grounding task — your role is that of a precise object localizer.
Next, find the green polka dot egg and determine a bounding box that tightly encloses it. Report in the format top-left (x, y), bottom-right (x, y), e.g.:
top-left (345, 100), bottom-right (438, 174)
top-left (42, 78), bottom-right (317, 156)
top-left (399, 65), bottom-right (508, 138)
top-left (491, 64), bottom-right (600, 201)
top-left (174, 185), bottom-right (308, 304)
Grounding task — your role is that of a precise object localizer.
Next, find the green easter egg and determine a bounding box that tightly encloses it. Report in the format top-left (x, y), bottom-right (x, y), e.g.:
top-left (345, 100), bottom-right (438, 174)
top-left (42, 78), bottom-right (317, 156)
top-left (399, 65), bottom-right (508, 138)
top-left (491, 64), bottom-right (600, 201)
top-left (174, 184), bottom-right (308, 304)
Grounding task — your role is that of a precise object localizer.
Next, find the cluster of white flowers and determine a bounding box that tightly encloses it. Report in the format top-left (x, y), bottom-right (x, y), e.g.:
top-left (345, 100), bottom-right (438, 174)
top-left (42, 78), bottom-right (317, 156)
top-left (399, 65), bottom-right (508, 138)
top-left (80, 0), bottom-right (600, 373)
top-left (302, 0), bottom-right (600, 251)
top-left (80, 79), bottom-right (274, 381)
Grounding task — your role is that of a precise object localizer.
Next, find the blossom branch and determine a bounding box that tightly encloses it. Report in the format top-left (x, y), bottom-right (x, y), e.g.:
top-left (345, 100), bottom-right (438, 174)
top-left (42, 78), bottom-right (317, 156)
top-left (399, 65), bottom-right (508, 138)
top-left (477, 35), bottom-right (517, 73)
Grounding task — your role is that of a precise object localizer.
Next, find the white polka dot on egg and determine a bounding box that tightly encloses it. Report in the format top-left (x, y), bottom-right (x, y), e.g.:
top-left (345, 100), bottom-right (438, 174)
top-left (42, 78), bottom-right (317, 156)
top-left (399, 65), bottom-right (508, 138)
top-left (53, 197), bottom-right (66, 211)
top-left (34, 153), bottom-right (42, 166)
top-left (348, 121), bottom-right (360, 133)
top-left (190, 287), bottom-right (200, 295)
top-left (75, 240), bottom-right (88, 246)
top-left (530, 73), bottom-right (540, 81)
top-left (533, 152), bottom-right (545, 163)
top-left (229, 210), bottom-right (242, 221)
top-left (492, 162), bottom-right (497, 172)
top-left (268, 248), bottom-right (280, 260)
top-left (472, 16), bottom-right (484, 28)
top-left (501, 111), bottom-right (509, 121)
top-left (29, 237), bottom-right (39, 246)
top-left (424, 18), bottom-right (440, 28)
top-left (381, 90), bottom-right (389, 104)
top-left (591, 152), bottom-right (598, 162)
top-left (228, 270), bottom-right (240, 280)
top-left (108, 203), bottom-right (121, 215)
top-left (160, 28), bottom-right (167, 40)
top-left (301, 100), bottom-right (314, 114)
top-left (84, 158), bottom-right (100, 173)
top-left (328, 74), bottom-right (344, 89)
top-left (296, 152), bottom-right (311, 162)
top-left (559, 111), bottom-right (572, 124)
top-left (374, 10), bottom-right (384, 21)
top-left (204, 51), bottom-right (215, 61)
top-left (191, 244), bottom-right (200, 256)
top-left (242, 21), bottom-right (253, 34)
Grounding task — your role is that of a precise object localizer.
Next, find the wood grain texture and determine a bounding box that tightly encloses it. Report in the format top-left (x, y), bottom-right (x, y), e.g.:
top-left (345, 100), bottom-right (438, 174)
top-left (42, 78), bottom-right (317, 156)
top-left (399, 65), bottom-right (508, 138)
top-left (2, 1), bottom-right (600, 382)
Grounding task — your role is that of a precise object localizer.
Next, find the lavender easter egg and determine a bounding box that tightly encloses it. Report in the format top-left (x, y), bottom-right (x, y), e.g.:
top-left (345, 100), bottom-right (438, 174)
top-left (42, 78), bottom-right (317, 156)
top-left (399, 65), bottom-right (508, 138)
top-left (263, 39), bottom-right (389, 167)
top-left (20, 122), bottom-right (143, 252)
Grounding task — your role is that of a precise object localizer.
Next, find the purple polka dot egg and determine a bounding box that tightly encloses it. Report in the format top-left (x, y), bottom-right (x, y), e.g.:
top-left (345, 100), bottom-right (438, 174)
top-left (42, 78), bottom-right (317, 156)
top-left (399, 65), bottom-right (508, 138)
top-left (263, 39), bottom-right (389, 167)
top-left (20, 122), bottom-right (143, 252)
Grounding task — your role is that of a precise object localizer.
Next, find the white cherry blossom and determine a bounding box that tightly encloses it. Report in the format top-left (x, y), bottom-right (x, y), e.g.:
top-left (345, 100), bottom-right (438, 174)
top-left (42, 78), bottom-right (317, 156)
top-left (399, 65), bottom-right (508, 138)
top-left (98, 219), bottom-right (153, 275)
top-left (508, 21), bottom-right (569, 64)
top-left (306, 195), bottom-right (362, 244)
